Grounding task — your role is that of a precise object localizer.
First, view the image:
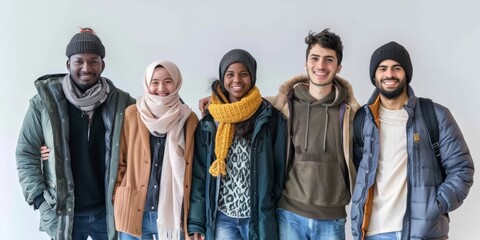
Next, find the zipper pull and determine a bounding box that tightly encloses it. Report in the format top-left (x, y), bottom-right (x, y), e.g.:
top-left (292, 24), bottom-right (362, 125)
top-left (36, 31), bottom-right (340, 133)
top-left (414, 133), bottom-right (420, 143)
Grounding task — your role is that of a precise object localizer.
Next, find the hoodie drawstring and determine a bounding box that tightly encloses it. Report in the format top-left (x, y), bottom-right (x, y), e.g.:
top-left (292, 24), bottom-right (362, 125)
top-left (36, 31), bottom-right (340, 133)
top-left (323, 106), bottom-right (329, 152)
top-left (304, 102), bottom-right (311, 150)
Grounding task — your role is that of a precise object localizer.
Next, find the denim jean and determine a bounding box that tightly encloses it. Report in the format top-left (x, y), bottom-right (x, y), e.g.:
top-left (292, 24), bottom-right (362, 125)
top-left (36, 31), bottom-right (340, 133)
top-left (72, 209), bottom-right (108, 240)
top-left (119, 212), bottom-right (159, 240)
top-left (215, 211), bottom-right (250, 240)
top-left (277, 208), bottom-right (346, 240)
top-left (366, 231), bottom-right (402, 240)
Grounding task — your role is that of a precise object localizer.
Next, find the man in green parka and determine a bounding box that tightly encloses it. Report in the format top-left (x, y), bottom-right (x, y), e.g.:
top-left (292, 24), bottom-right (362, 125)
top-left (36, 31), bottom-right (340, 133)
top-left (15, 27), bottom-right (135, 240)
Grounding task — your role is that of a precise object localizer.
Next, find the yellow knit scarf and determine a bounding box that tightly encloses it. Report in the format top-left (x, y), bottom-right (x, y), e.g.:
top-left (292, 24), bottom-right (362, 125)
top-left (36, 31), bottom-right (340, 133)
top-left (208, 86), bottom-right (262, 176)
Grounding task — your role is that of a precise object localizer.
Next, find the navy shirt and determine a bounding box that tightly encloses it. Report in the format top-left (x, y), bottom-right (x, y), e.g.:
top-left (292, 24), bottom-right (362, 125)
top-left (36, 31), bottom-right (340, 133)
top-left (144, 134), bottom-right (166, 212)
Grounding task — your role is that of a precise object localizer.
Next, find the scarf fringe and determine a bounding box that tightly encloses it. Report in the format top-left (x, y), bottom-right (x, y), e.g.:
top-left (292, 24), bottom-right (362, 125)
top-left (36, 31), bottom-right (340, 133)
top-left (157, 227), bottom-right (182, 240)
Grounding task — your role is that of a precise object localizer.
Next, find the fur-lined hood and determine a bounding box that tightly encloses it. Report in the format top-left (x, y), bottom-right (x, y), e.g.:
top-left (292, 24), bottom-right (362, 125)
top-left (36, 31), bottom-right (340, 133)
top-left (267, 75), bottom-right (360, 118)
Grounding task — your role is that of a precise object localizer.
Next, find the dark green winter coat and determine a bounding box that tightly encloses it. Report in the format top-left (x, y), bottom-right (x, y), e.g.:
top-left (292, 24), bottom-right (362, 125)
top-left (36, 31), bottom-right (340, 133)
top-left (188, 100), bottom-right (287, 240)
top-left (16, 74), bottom-right (135, 240)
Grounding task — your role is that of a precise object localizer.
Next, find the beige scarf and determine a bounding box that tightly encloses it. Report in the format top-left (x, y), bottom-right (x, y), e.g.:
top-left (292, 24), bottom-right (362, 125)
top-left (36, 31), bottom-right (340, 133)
top-left (208, 85), bottom-right (262, 176)
top-left (62, 75), bottom-right (110, 139)
top-left (62, 74), bottom-right (110, 112)
top-left (136, 60), bottom-right (191, 239)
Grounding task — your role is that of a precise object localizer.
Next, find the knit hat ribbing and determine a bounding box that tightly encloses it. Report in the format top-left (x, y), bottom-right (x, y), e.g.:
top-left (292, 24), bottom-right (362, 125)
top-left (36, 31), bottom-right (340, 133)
top-left (66, 28), bottom-right (105, 59)
top-left (219, 49), bottom-right (257, 86)
top-left (369, 41), bottom-right (412, 85)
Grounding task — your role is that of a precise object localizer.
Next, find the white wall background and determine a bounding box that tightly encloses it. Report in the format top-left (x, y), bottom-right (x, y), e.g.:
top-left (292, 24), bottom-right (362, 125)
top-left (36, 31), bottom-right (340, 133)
top-left (1, 0), bottom-right (478, 239)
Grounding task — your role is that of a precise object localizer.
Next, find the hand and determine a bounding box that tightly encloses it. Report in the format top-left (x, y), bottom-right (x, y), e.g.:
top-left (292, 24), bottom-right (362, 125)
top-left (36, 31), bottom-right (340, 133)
top-left (40, 145), bottom-right (50, 161)
top-left (198, 96), bottom-right (211, 117)
top-left (193, 232), bottom-right (205, 240)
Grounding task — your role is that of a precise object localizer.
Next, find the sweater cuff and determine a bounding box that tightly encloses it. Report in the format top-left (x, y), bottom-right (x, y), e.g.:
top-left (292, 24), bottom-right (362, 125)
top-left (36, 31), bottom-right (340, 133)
top-left (187, 219), bottom-right (206, 236)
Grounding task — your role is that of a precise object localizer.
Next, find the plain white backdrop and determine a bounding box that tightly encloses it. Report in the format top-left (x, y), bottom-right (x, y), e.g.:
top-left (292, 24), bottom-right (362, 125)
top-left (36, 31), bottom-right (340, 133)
top-left (1, 1), bottom-right (478, 239)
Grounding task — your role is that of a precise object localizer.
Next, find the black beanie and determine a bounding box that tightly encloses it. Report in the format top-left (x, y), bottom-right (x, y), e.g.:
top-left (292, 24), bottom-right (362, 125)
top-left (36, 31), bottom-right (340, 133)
top-left (66, 28), bottom-right (105, 59)
top-left (219, 49), bottom-right (257, 86)
top-left (369, 41), bottom-right (412, 85)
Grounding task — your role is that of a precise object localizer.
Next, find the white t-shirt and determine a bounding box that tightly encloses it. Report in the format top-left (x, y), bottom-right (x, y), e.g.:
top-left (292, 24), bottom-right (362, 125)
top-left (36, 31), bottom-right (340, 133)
top-left (367, 105), bottom-right (409, 236)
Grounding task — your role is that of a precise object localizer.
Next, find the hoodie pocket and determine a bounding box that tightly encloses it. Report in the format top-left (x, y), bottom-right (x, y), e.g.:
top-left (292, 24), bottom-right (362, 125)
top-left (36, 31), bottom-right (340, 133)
top-left (284, 161), bottom-right (348, 206)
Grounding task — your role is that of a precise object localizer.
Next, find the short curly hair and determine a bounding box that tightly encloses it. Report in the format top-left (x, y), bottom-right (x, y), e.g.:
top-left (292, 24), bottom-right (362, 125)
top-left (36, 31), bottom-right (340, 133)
top-left (305, 28), bottom-right (343, 65)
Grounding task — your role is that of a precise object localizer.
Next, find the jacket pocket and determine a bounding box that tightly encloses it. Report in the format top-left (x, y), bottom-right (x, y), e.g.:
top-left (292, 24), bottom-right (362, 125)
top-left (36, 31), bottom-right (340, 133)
top-left (425, 197), bottom-right (443, 220)
top-left (410, 197), bottom-right (449, 238)
top-left (39, 200), bottom-right (58, 237)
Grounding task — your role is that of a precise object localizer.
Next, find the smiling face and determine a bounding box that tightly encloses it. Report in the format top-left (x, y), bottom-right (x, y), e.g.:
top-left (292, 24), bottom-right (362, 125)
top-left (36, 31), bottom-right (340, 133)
top-left (223, 62), bottom-right (252, 103)
top-left (148, 67), bottom-right (176, 96)
top-left (305, 44), bottom-right (342, 87)
top-left (374, 59), bottom-right (408, 99)
top-left (66, 53), bottom-right (105, 91)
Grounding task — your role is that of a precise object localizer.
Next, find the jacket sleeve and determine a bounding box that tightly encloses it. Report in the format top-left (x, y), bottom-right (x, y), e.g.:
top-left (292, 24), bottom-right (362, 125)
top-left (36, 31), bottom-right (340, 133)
top-left (112, 91), bottom-right (135, 198)
top-left (187, 122), bottom-right (208, 235)
top-left (273, 110), bottom-right (287, 202)
top-left (435, 105), bottom-right (474, 212)
top-left (127, 95), bottom-right (136, 106)
top-left (113, 110), bottom-right (130, 202)
top-left (16, 96), bottom-right (47, 206)
top-left (182, 113), bottom-right (199, 238)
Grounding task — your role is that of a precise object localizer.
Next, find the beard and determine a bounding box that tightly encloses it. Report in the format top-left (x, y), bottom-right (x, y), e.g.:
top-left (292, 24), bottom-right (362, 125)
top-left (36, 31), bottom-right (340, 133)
top-left (70, 72), bottom-right (101, 92)
top-left (375, 77), bottom-right (407, 100)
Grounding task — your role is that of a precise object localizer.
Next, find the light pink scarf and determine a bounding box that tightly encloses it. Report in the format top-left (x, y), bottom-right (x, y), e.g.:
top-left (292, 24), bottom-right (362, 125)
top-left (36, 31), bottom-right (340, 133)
top-left (136, 60), bottom-right (191, 239)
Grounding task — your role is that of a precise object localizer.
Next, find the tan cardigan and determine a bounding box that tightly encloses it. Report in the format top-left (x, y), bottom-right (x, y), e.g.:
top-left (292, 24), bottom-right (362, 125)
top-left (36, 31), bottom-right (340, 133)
top-left (113, 105), bottom-right (198, 239)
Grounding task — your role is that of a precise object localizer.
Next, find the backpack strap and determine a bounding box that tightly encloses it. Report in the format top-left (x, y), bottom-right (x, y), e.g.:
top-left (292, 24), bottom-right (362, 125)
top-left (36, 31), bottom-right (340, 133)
top-left (352, 106), bottom-right (366, 169)
top-left (418, 97), bottom-right (445, 180)
top-left (353, 106), bottom-right (366, 149)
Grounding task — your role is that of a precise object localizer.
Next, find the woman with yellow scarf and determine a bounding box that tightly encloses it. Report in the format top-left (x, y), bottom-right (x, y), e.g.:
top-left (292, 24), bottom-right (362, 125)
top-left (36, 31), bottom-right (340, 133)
top-left (188, 49), bottom-right (287, 240)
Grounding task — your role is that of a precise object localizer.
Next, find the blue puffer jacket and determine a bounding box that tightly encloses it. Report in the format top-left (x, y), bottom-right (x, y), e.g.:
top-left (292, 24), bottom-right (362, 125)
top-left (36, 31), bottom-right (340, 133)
top-left (350, 87), bottom-right (474, 240)
top-left (188, 100), bottom-right (287, 240)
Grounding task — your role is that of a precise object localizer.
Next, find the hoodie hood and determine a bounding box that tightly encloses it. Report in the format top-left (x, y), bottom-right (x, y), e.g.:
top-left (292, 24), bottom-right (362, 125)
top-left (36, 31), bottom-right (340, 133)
top-left (293, 80), bottom-right (348, 107)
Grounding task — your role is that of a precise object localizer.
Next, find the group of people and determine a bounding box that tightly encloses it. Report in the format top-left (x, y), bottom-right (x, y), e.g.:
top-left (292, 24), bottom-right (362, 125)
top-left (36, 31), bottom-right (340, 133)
top-left (15, 27), bottom-right (474, 240)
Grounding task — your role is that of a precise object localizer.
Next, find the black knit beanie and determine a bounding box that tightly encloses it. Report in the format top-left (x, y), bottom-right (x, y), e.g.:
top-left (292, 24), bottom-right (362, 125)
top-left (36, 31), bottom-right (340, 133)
top-left (219, 49), bottom-right (257, 86)
top-left (66, 28), bottom-right (105, 59)
top-left (369, 41), bottom-right (412, 85)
